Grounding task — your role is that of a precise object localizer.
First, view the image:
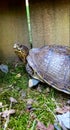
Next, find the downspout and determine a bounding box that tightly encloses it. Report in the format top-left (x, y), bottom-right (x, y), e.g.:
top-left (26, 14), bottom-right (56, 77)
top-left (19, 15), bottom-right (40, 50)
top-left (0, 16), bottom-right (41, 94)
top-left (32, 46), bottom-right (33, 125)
top-left (25, 0), bottom-right (32, 48)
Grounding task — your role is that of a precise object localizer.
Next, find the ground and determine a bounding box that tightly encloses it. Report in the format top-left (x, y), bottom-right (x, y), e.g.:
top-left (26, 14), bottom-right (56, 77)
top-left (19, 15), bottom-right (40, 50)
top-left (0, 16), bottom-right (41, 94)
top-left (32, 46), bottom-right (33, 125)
top-left (0, 62), bottom-right (69, 130)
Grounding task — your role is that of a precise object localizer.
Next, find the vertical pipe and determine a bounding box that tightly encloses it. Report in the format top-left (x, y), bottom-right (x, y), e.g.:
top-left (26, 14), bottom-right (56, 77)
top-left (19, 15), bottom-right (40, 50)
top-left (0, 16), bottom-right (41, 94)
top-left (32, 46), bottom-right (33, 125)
top-left (25, 0), bottom-right (32, 48)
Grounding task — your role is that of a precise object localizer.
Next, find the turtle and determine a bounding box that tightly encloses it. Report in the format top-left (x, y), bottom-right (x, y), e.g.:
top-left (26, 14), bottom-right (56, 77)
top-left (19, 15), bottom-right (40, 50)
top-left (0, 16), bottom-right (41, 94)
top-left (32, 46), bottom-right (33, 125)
top-left (13, 43), bottom-right (70, 94)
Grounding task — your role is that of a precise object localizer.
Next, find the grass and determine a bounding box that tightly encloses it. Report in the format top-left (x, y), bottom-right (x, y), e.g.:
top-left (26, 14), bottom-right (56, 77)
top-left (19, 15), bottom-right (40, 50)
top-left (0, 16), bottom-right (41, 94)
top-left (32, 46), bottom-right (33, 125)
top-left (0, 63), bottom-right (69, 130)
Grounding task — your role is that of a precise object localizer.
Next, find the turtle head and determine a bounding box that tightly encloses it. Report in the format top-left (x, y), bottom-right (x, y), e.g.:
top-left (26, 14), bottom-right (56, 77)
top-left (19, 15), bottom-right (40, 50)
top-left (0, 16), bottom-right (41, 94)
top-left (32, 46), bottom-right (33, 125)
top-left (13, 43), bottom-right (29, 64)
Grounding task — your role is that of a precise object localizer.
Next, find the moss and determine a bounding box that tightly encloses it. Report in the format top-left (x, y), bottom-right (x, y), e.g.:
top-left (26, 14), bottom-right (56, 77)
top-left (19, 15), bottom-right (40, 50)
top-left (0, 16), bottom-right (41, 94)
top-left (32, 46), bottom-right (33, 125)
top-left (0, 63), bottom-right (68, 130)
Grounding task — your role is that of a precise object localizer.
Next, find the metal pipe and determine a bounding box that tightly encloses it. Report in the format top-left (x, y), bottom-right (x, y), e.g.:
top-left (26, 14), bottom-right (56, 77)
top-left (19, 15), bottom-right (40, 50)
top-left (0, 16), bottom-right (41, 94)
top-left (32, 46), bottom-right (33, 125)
top-left (25, 0), bottom-right (32, 48)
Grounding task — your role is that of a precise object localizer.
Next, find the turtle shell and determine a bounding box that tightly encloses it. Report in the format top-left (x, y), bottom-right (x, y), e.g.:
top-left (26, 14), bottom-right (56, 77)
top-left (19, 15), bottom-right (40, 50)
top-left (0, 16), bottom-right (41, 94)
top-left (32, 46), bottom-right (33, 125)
top-left (27, 45), bottom-right (70, 94)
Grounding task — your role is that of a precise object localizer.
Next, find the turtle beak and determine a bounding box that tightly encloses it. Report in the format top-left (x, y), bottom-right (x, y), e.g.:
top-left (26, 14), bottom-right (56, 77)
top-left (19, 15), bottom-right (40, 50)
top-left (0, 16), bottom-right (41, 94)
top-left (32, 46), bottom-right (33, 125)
top-left (13, 43), bottom-right (17, 49)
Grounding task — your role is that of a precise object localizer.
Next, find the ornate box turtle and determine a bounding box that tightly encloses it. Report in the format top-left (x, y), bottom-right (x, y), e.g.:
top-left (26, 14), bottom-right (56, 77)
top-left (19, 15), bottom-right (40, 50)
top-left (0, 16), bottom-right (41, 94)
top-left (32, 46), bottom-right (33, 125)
top-left (14, 43), bottom-right (70, 94)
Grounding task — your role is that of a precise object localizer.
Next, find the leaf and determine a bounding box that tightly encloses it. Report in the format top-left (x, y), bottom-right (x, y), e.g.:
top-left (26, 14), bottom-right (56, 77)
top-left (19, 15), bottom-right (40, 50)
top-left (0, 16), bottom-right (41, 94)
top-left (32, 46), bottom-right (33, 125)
top-left (56, 106), bottom-right (70, 114)
top-left (47, 124), bottom-right (54, 130)
top-left (36, 121), bottom-right (54, 130)
top-left (2, 109), bottom-right (15, 118)
top-left (36, 121), bottom-right (47, 130)
top-left (9, 97), bottom-right (17, 103)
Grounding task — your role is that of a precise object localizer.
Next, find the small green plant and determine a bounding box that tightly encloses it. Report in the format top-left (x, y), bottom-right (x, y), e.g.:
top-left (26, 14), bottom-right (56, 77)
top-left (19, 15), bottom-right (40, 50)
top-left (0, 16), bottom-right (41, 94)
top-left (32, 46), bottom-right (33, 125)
top-left (0, 63), bottom-right (68, 130)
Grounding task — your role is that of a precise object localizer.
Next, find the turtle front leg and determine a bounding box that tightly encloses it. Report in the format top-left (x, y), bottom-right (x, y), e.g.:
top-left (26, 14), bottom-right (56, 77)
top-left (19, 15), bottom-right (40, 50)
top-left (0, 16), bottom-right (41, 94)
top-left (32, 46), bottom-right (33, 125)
top-left (26, 63), bottom-right (34, 76)
top-left (26, 64), bottom-right (40, 87)
top-left (29, 78), bottom-right (40, 88)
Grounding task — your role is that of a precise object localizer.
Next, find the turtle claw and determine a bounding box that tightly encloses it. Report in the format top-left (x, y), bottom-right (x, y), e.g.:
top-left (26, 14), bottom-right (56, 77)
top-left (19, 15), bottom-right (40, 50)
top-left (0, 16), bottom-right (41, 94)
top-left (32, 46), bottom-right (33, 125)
top-left (29, 79), bottom-right (40, 88)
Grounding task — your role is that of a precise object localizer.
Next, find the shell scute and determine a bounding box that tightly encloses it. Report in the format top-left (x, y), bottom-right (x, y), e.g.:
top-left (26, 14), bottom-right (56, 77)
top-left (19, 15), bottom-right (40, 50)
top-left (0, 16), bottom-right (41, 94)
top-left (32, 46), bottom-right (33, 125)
top-left (27, 45), bottom-right (70, 94)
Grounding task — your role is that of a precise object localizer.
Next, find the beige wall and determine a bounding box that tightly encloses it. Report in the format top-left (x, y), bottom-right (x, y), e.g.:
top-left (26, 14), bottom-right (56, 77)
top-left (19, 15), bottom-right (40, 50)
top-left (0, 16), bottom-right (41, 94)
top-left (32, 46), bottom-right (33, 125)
top-left (0, 0), bottom-right (29, 62)
top-left (0, 0), bottom-right (70, 62)
top-left (30, 0), bottom-right (70, 47)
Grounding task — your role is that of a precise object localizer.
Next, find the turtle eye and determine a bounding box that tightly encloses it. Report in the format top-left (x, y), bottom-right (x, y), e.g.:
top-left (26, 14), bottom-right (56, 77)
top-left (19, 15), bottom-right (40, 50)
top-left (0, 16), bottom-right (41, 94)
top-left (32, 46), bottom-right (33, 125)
top-left (19, 45), bottom-right (22, 48)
